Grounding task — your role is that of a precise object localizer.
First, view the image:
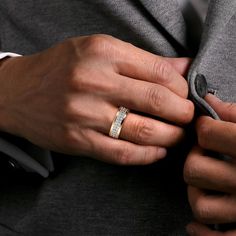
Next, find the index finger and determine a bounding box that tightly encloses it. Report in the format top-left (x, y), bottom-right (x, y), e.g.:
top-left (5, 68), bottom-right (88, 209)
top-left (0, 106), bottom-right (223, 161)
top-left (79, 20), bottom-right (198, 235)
top-left (109, 37), bottom-right (190, 98)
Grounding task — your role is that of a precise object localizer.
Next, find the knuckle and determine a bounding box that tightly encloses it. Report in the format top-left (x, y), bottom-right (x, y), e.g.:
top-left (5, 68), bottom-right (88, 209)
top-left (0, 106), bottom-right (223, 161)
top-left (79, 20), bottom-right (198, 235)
top-left (141, 148), bottom-right (157, 165)
top-left (67, 65), bottom-right (102, 93)
top-left (184, 158), bottom-right (199, 184)
top-left (145, 86), bottom-right (163, 114)
top-left (132, 119), bottom-right (153, 144)
top-left (197, 121), bottom-right (212, 148)
top-left (152, 59), bottom-right (171, 83)
top-left (115, 145), bottom-right (132, 165)
top-left (193, 200), bottom-right (212, 223)
top-left (82, 34), bottom-right (113, 57)
top-left (182, 101), bottom-right (195, 123)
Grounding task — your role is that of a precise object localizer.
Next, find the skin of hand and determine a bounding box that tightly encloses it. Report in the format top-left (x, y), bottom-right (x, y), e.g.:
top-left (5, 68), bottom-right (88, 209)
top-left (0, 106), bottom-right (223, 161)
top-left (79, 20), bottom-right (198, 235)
top-left (184, 94), bottom-right (236, 235)
top-left (0, 34), bottom-right (194, 165)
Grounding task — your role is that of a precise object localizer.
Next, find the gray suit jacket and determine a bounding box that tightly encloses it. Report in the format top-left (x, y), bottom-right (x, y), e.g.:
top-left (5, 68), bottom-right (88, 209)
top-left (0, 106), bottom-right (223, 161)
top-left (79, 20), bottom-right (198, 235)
top-left (0, 0), bottom-right (235, 235)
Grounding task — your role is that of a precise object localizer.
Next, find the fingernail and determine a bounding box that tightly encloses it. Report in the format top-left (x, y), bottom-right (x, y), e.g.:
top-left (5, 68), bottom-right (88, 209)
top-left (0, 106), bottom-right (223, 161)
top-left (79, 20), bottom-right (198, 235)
top-left (186, 224), bottom-right (195, 235)
top-left (157, 147), bottom-right (167, 159)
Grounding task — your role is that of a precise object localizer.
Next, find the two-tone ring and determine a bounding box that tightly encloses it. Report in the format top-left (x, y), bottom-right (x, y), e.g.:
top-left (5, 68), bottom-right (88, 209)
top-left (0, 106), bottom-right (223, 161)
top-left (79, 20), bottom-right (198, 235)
top-left (109, 107), bottom-right (129, 139)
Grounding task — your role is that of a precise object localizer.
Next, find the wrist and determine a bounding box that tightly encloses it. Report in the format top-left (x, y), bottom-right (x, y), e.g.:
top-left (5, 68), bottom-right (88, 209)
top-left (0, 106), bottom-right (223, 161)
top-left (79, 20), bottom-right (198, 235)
top-left (0, 56), bottom-right (22, 134)
top-left (0, 57), bottom-right (9, 67)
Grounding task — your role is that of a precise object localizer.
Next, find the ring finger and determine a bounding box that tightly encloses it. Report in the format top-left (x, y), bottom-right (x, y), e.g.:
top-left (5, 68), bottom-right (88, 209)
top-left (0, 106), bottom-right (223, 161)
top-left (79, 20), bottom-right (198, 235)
top-left (97, 105), bottom-right (185, 147)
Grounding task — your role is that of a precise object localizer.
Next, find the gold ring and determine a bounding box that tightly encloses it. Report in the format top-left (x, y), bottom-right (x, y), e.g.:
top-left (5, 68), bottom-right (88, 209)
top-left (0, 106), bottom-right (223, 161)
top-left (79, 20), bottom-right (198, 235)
top-left (109, 107), bottom-right (129, 139)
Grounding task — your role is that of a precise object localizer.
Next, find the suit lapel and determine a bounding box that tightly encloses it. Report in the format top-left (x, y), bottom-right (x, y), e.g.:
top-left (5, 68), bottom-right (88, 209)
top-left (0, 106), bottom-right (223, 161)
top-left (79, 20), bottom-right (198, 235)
top-left (138, 0), bottom-right (188, 50)
top-left (198, 0), bottom-right (236, 58)
top-left (138, 0), bottom-right (236, 57)
top-left (188, 0), bottom-right (236, 117)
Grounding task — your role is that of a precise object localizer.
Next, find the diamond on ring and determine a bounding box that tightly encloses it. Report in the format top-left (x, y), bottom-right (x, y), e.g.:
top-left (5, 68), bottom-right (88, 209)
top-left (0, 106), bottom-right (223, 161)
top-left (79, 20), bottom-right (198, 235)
top-left (109, 107), bottom-right (129, 139)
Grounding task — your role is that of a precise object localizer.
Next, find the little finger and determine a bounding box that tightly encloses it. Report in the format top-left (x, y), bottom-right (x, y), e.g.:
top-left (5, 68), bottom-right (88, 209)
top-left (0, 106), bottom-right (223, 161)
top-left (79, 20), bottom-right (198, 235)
top-left (86, 129), bottom-right (167, 165)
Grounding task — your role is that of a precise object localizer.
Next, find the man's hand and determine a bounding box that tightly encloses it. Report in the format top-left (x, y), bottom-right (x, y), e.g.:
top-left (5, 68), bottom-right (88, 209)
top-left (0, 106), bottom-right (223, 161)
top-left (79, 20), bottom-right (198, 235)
top-left (0, 34), bottom-right (194, 165)
top-left (184, 94), bottom-right (236, 234)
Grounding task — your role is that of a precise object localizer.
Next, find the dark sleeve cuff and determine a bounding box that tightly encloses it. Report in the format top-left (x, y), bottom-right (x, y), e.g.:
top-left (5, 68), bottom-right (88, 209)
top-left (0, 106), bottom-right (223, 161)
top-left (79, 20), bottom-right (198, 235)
top-left (0, 133), bottom-right (54, 178)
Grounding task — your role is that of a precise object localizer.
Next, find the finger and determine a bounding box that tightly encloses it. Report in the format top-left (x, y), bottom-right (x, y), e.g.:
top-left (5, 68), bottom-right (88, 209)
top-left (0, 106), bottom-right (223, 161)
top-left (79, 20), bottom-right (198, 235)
top-left (196, 116), bottom-right (236, 158)
top-left (112, 74), bottom-right (194, 125)
top-left (75, 96), bottom-right (184, 147)
top-left (205, 94), bottom-right (236, 123)
top-left (164, 57), bottom-right (192, 77)
top-left (184, 146), bottom-right (236, 193)
top-left (85, 129), bottom-right (167, 165)
top-left (105, 109), bottom-right (185, 147)
top-left (186, 222), bottom-right (236, 236)
top-left (188, 186), bottom-right (236, 224)
top-left (108, 38), bottom-right (190, 98)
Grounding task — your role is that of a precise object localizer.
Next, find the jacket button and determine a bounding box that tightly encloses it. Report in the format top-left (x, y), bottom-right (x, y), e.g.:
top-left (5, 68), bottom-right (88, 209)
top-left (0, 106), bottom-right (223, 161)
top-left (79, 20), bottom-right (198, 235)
top-left (195, 74), bottom-right (208, 98)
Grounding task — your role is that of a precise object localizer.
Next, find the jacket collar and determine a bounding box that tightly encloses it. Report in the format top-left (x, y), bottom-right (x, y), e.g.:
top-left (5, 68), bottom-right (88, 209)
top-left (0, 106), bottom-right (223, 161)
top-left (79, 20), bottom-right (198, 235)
top-left (139, 0), bottom-right (236, 55)
top-left (138, 0), bottom-right (188, 50)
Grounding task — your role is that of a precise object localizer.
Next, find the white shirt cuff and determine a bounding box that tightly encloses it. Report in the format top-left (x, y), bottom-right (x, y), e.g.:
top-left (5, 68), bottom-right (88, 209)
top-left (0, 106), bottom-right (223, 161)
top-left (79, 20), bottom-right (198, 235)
top-left (0, 52), bottom-right (22, 60)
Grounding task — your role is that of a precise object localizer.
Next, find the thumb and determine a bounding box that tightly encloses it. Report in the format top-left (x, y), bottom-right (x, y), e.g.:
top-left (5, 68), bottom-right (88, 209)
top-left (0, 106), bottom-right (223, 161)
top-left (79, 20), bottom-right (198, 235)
top-left (164, 57), bottom-right (192, 77)
top-left (205, 94), bottom-right (236, 123)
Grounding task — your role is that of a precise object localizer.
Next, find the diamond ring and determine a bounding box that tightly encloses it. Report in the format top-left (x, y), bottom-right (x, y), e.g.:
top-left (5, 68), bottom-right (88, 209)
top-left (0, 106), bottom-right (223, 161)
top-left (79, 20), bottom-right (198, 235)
top-left (109, 107), bottom-right (129, 139)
